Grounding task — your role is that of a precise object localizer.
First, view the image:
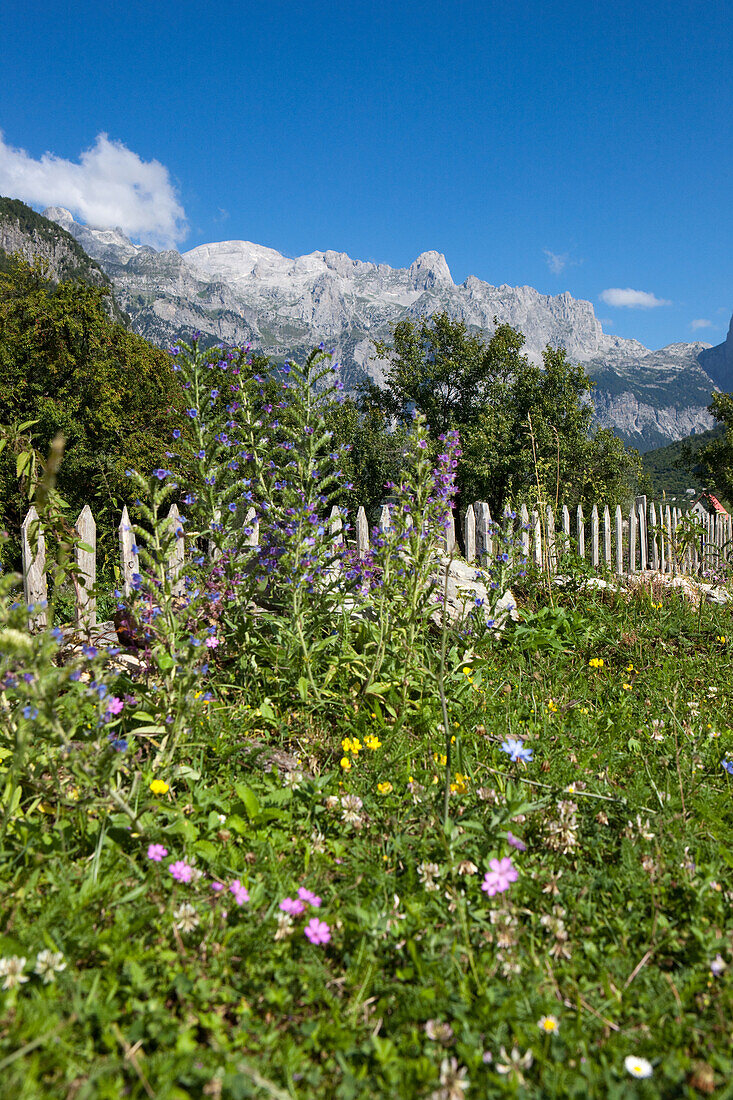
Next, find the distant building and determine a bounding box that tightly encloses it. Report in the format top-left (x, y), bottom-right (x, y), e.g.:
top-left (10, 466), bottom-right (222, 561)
top-left (689, 490), bottom-right (729, 519)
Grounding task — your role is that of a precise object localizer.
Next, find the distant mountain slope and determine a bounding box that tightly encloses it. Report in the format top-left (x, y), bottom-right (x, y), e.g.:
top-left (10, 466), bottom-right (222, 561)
top-left (42, 205), bottom-right (729, 451)
top-left (641, 425), bottom-right (724, 499)
top-left (0, 198), bottom-right (125, 323)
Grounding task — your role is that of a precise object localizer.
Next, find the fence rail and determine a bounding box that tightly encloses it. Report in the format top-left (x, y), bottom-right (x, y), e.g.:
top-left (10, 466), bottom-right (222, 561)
top-left (15, 495), bottom-right (732, 632)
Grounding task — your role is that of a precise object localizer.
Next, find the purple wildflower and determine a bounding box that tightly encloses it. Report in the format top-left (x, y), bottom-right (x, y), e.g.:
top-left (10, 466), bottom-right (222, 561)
top-left (304, 918), bottom-right (331, 945)
top-left (147, 844), bottom-right (168, 862)
top-left (297, 887), bottom-right (322, 908)
top-left (481, 857), bottom-right (518, 897)
top-left (169, 860), bottom-right (194, 883)
top-left (279, 897), bottom-right (306, 916)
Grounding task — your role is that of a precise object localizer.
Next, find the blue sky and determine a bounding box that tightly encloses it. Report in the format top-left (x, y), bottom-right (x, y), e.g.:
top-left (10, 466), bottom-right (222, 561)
top-left (1, 0), bottom-right (731, 350)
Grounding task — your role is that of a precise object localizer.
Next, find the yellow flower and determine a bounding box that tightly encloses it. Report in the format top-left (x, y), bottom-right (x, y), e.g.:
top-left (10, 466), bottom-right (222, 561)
top-left (341, 738), bottom-right (361, 755)
top-left (622, 683), bottom-right (633, 691)
top-left (588, 657), bottom-right (604, 669)
top-left (547, 699), bottom-right (558, 713)
top-left (463, 667), bottom-right (473, 677)
top-left (149, 780), bottom-right (169, 796)
top-left (377, 781), bottom-right (393, 795)
top-left (364, 734), bottom-right (382, 750)
top-left (626, 664), bottom-right (636, 673)
top-left (452, 773), bottom-right (468, 795)
top-left (717, 635), bottom-right (727, 643)
top-left (340, 756), bottom-right (352, 771)
top-left (579, 706), bottom-right (589, 715)
top-left (433, 752), bottom-right (447, 766)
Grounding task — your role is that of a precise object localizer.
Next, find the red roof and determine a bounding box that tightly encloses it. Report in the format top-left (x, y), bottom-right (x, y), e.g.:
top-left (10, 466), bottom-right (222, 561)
top-left (706, 493), bottom-right (728, 515)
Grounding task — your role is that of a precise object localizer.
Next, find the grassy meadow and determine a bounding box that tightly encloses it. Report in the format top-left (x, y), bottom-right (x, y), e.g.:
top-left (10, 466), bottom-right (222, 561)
top-left (0, 343), bottom-right (731, 1099)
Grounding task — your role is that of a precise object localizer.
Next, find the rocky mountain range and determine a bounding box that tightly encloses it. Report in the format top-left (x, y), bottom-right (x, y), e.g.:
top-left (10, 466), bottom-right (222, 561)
top-left (5, 200), bottom-right (730, 452)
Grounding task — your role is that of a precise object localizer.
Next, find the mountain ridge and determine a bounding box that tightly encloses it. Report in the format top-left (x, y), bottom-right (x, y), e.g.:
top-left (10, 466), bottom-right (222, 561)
top-left (31, 205), bottom-right (733, 451)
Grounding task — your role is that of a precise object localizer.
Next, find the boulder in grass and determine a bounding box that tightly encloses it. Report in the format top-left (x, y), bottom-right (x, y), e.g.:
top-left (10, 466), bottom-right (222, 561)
top-left (430, 554), bottom-right (519, 632)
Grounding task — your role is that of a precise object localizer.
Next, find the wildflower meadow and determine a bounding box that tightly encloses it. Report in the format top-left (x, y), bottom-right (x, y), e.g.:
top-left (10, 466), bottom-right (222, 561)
top-left (0, 339), bottom-right (731, 1098)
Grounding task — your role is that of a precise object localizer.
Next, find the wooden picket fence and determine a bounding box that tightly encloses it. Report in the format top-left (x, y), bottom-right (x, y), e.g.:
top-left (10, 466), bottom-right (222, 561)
top-left (461, 496), bottom-right (733, 580)
top-left (17, 495), bottom-right (732, 632)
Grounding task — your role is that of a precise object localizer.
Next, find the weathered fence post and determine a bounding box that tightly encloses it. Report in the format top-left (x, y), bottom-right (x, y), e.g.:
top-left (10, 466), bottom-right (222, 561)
top-left (666, 506), bottom-right (675, 575)
top-left (576, 505), bottom-right (585, 560)
top-left (590, 504), bottom-right (600, 569)
top-left (629, 504), bottom-right (637, 574)
top-left (356, 506), bottom-right (369, 556)
top-left (242, 506), bottom-right (259, 547)
top-left (119, 505), bottom-right (138, 597)
top-left (328, 505), bottom-right (343, 546)
top-left (648, 502), bottom-right (659, 572)
top-left (474, 502), bottom-right (492, 564)
top-left (615, 505), bottom-right (624, 575)
top-left (520, 503), bottom-right (531, 561)
top-left (603, 505), bottom-right (612, 569)
top-left (75, 504), bottom-right (96, 629)
top-left (546, 505), bottom-right (557, 573)
top-left (21, 506), bottom-right (47, 630)
top-left (378, 504), bottom-right (392, 535)
top-left (531, 510), bottom-right (542, 568)
top-left (561, 505), bottom-right (571, 558)
top-left (166, 504), bottom-right (185, 596)
top-left (464, 505), bottom-right (476, 563)
top-left (444, 510), bottom-right (456, 553)
top-left (636, 495), bottom-right (648, 572)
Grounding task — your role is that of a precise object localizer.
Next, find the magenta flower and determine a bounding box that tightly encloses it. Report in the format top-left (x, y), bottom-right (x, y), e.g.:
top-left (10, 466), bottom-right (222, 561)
top-left (304, 918), bottom-right (331, 945)
top-left (210, 882), bottom-right (224, 893)
top-left (169, 860), bottom-right (194, 883)
top-left (481, 857), bottom-right (518, 897)
top-left (507, 832), bottom-right (527, 851)
top-left (205, 636), bottom-right (221, 649)
top-left (106, 696), bottom-right (124, 716)
top-left (297, 887), bottom-right (322, 908)
top-left (147, 843), bottom-right (168, 862)
top-left (230, 880), bottom-right (250, 905)
top-left (279, 896), bottom-right (306, 916)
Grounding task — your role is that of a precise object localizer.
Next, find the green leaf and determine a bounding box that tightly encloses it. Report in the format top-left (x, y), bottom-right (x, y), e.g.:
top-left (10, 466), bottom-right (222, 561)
top-left (235, 784), bottom-right (261, 820)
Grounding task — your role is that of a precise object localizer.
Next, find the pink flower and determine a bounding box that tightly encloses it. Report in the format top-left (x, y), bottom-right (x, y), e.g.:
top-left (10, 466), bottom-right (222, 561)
top-left (304, 918), bottom-right (331, 945)
top-left (106, 696), bottom-right (124, 716)
top-left (481, 857), bottom-right (518, 897)
top-left (279, 897), bottom-right (306, 916)
top-left (205, 636), bottom-right (221, 648)
top-left (507, 832), bottom-right (527, 851)
top-left (210, 882), bottom-right (224, 893)
top-left (169, 860), bottom-right (194, 883)
top-left (297, 887), bottom-right (322, 908)
top-left (147, 843), bottom-right (168, 862)
top-left (230, 880), bottom-right (249, 905)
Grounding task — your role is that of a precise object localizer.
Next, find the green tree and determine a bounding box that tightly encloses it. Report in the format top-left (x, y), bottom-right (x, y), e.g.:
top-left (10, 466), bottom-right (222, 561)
top-left (364, 312), bottom-right (639, 514)
top-left (0, 256), bottom-right (186, 551)
top-left (693, 392), bottom-right (733, 503)
top-left (325, 399), bottom-right (409, 516)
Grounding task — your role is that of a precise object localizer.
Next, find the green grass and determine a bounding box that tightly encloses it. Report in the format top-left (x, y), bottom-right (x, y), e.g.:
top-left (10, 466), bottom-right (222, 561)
top-left (1, 579), bottom-right (732, 1098)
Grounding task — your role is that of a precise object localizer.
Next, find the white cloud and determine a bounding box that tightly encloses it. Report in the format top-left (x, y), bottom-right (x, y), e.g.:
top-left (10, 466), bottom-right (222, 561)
top-left (544, 249), bottom-right (569, 275)
top-left (690, 318), bottom-right (713, 330)
top-left (0, 132), bottom-right (187, 248)
top-left (599, 287), bottom-right (671, 309)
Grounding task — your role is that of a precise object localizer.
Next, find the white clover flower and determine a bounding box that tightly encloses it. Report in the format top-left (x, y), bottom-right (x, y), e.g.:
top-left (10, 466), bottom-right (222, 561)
top-left (431, 1056), bottom-right (469, 1100)
top-left (274, 913), bottom-right (294, 941)
top-left (710, 953), bottom-right (726, 976)
top-left (34, 950), bottom-right (66, 984)
top-left (173, 903), bottom-right (199, 933)
top-left (0, 955), bottom-right (28, 990)
top-left (624, 1055), bottom-right (653, 1079)
top-left (418, 861), bottom-right (442, 891)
